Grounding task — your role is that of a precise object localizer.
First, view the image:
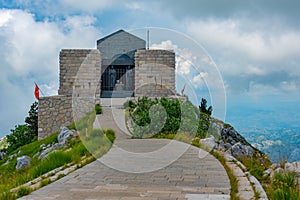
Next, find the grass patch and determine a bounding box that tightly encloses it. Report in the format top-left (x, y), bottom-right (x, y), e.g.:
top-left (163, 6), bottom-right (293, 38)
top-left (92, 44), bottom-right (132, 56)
top-left (40, 179), bottom-right (52, 187)
top-left (30, 151), bottom-right (72, 178)
top-left (17, 186), bottom-right (32, 198)
top-left (0, 110), bottom-right (116, 198)
top-left (238, 156), bottom-right (270, 182)
top-left (56, 174), bottom-right (66, 180)
top-left (211, 150), bottom-right (239, 200)
top-left (0, 190), bottom-right (16, 200)
top-left (266, 172), bottom-right (300, 200)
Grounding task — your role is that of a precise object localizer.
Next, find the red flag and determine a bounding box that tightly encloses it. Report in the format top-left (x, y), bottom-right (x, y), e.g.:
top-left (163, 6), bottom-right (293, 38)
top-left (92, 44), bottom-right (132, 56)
top-left (181, 84), bottom-right (186, 97)
top-left (34, 83), bottom-right (39, 100)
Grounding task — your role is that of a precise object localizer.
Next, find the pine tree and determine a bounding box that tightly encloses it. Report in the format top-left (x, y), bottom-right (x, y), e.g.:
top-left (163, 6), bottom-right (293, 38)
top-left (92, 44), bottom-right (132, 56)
top-left (25, 101), bottom-right (38, 138)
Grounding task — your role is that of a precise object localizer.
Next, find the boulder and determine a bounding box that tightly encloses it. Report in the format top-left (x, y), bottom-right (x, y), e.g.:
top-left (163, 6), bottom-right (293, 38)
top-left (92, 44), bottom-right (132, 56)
top-left (284, 161), bottom-right (300, 173)
top-left (58, 126), bottom-right (75, 145)
top-left (39, 146), bottom-right (54, 160)
top-left (218, 140), bottom-right (225, 151)
top-left (199, 135), bottom-right (216, 150)
top-left (16, 155), bottom-right (31, 169)
top-left (40, 143), bottom-right (46, 149)
top-left (224, 143), bottom-right (232, 150)
top-left (39, 143), bottom-right (65, 160)
top-left (270, 167), bottom-right (284, 178)
top-left (263, 168), bottom-right (273, 178)
top-left (9, 153), bottom-right (17, 160)
top-left (271, 163), bottom-right (281, 170)
top-left (0, 151), bottom-right (6, 160)
top-left (227, 142), bottom-right (253, 159)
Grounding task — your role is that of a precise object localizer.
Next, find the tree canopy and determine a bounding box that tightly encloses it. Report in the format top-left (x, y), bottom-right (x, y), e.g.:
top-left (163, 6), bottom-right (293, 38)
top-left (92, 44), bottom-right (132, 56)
top-left (6, 102), bottom-right (38, 153)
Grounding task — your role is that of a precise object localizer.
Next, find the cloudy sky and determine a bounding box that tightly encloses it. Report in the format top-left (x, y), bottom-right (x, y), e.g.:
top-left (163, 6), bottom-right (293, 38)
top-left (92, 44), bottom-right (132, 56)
top-left (0, 0), bottom-right (300, 138)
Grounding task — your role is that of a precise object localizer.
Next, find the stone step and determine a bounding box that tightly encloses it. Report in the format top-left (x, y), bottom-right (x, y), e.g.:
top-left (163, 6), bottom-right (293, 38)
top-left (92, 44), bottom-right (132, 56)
top-left (101, 90), bottom-right (134, 98)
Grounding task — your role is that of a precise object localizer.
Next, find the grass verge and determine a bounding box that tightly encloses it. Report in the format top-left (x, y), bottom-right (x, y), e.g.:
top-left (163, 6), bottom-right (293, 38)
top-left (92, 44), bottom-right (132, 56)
top-left (0, 110), bottom-right (115, 199)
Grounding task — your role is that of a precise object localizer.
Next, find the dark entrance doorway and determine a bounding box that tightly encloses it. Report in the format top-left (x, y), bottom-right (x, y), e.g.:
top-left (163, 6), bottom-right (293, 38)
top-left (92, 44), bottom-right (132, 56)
top-left (100, 54), bottom-right (135, 98)
top-left (101, 65), bottom-right (134, 91)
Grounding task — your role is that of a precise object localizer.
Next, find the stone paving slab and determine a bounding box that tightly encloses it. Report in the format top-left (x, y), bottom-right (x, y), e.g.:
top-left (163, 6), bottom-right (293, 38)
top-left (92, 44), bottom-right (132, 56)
top-left (19, 139), bottom-right (230, 200)
top-left (19, 106), bottom-right (230, 200)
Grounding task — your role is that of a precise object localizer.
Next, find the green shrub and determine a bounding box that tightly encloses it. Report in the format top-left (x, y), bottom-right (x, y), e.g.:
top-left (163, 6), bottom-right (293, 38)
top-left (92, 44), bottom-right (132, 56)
top-left (123, 100), bottom-right (136, 110)
top-left (105, 129), bottom-right (116, 143)
top-left (95, 104), bottom-right (102, 114)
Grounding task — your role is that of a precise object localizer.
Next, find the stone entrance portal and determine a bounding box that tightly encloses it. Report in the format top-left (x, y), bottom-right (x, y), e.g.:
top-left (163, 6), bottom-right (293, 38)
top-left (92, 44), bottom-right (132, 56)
top-left (97, 30), bottom-right (145, 98)
top-left (100, 53), bottom-right (135, 97)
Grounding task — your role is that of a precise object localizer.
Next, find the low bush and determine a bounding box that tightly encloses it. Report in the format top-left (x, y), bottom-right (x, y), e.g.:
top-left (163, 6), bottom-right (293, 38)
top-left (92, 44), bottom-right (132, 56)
top-left (95, 104), bottom-right (102, 114)
top-left (105, 129), bottom-right (116, 143)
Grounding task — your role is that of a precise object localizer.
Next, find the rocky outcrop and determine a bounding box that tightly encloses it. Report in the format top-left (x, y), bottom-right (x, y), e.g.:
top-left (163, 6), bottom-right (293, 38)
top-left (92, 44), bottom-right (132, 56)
top-left (227, 142), bottom-right (253, 159)
top-left (58, 126), bottom-right (75, 145)
top-left (264, 161), bottom-right (300, 179)
top-left (203, 118), bottom-right (268, 162)
top-left (199, 135), bottom-right (217, 150)
top-left (39, 126), bottom-right (76, 160)
top-left (16, 155), bottom-right (31, 169)
top-left (285, 161), bottom-right (300, 173)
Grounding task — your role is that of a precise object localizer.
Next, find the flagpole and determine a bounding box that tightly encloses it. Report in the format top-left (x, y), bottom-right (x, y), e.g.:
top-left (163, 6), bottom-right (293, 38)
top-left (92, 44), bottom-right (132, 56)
top-left (34, 82), bottom-right (45, 97)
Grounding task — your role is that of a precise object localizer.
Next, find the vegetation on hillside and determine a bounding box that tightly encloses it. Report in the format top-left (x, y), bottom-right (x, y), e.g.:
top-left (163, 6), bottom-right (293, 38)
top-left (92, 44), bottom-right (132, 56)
top-left (0, 108), bottom-right (115, 199)
top-left (127, 96), bottom-right (211, 141)
top-left (267, 172), bottom-right (300, 200)
top-left (5, 102), bottom-right (38, 154)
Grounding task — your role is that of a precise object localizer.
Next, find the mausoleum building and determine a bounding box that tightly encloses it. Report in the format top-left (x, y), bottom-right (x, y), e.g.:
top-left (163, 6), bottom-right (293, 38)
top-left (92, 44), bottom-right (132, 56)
top-left (38, 30), bottom-right (176, 139)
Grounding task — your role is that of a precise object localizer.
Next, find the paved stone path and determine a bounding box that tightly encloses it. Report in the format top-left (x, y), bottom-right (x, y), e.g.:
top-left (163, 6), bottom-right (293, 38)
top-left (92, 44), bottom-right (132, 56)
top-left (20, 100), bottom-right (231, 200)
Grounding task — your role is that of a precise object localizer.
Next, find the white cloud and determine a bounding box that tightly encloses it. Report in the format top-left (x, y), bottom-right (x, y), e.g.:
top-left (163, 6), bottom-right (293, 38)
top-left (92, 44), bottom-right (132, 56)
top-left (245, 66), bottom-right (266, 76)
top-left (0, 9), bottom-right (100, 136)
top-left (151, 40), bottom-right (177, 50)
top-left (151, 40), bottom-right (196, 75)
top-left (187, 19), bottom-right (300, 63)
top-left (192, 72), bottom-right (208, 88)
top-left (186, 18), bottom-right (300, 94)
top-left (280, 81), bottom-right (298, 92)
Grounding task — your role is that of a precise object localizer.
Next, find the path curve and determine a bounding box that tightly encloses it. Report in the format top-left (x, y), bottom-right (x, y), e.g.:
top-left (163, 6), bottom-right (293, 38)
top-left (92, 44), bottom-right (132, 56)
top-left (19, 105), bottom-right (231, 200)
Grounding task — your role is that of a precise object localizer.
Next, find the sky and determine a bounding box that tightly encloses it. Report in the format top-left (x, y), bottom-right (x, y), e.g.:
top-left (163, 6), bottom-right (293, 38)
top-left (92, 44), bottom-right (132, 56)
top-left (0, 0), bottom-right (300, 146)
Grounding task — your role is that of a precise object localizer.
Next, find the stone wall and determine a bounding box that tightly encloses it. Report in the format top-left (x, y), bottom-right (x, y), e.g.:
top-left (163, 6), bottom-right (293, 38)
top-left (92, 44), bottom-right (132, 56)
top-left (38, 49), bottom-right (101, 140)
top-left (58, 49), bottom-right (101, 97)
top-left (97, 30), bottom-right (145, 65)
top-left (38, 96), bottom-right (72, 140)
top-left (134, 50), bottom-right (176, 97)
